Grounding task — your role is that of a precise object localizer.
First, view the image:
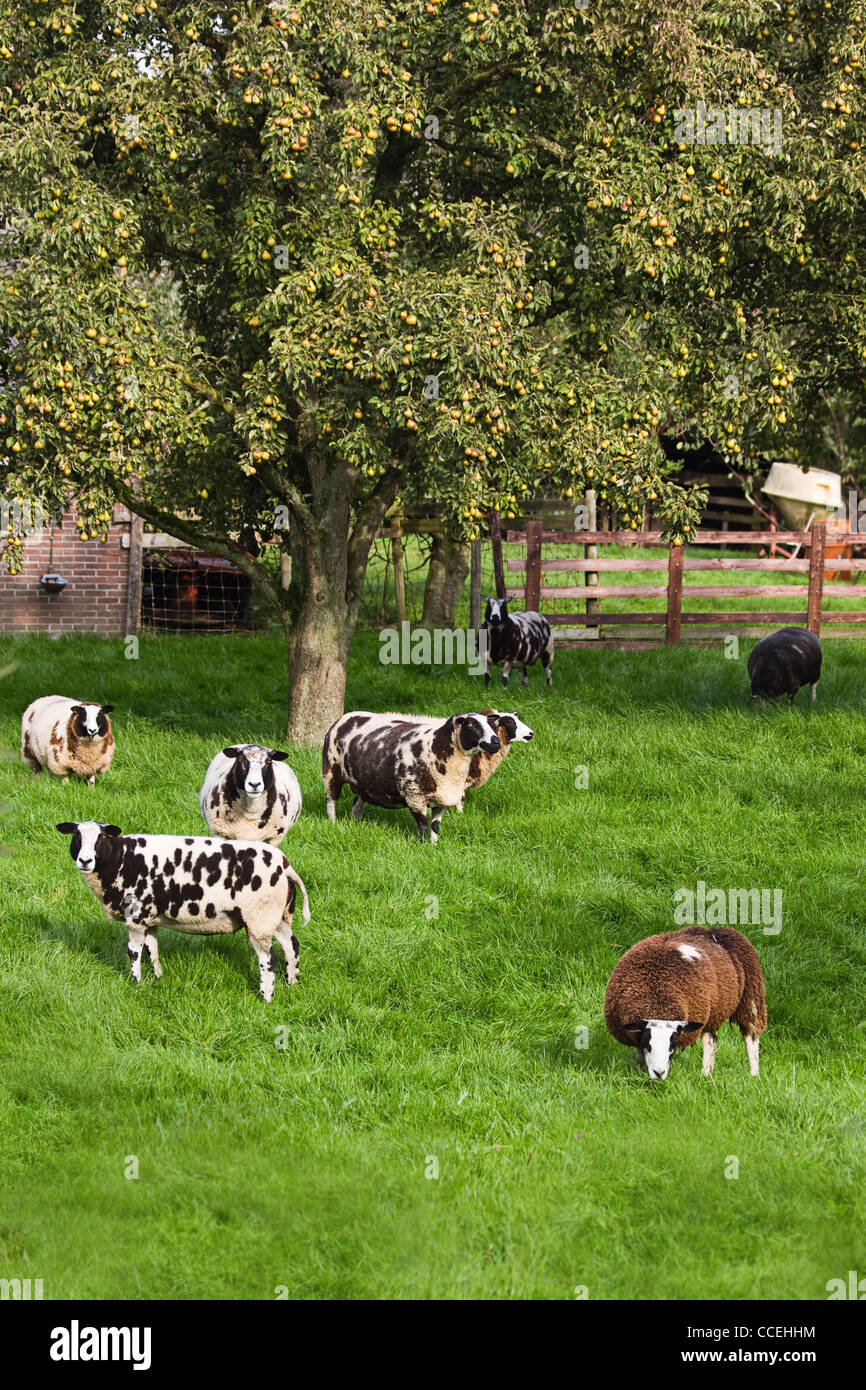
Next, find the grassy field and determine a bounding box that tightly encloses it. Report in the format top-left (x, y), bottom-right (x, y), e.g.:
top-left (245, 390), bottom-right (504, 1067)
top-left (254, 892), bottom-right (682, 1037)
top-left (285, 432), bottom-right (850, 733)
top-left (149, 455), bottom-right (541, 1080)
top-left (1, 627), bottom-right (864, 1300)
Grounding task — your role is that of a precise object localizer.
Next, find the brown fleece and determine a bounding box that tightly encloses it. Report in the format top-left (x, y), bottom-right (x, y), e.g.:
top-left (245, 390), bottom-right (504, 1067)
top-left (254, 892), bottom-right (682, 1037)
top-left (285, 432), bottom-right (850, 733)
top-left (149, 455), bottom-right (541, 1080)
top-left (464, 709), bottom-right (512, 792)
top-left (604, 926), bottom-right (767, 1049)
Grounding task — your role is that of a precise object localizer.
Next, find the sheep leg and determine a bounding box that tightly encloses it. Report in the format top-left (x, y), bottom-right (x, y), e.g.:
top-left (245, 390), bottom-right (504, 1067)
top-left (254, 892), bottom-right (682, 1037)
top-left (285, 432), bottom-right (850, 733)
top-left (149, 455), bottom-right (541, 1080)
top-left (701, 1031), bottom-right (718, 1076)
top-left (274, 921), bottom-right (300, 985)
top-left (520, 665), bottom-right (528, 686)
top-left (541, 646), bottom-right (553, 686)
top-left (501, 660), bottom-right (513, 688)
top-left (744, 1031), bottom-right (760, 1076)
top-left (323, 764), bottom-right (345, 823)
top-left (144, 927), bottom-right (162, 980)
top-left (126, 924), bottom-right (147, 984)
top-left (430, 807), bottom-right (446, 843)
top-left (21, 735), bottom-right (41, 772)
top-left (351, 795), bottom-right (366, 820)
top-left (247, 932), bottom-right (278, 1001)
top-left (409, 806), bottom-right (430, 842)
top-left (811, 682), bottom-right (818, 702)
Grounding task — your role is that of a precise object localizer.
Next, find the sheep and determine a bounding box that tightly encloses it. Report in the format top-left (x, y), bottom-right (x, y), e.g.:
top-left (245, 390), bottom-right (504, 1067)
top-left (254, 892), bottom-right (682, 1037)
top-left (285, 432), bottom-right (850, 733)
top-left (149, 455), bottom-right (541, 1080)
top-left (603, 925), bottom-right (767, 1080)
top-left (482, 596), bottom-right (554, 687)
top-left (377, 708), bottom-right (534, 811)
top-left (322, 710), bottom-right (501, 842)
top-left (22, 696), bottom-right (115, 784)
top-left (56, 820), bottom-right (310, 1000)
top-left (747, 626), bottom-right (822, 702)
top-left (460, 708), bottom-right (534, 807)
top-left (199, 744), bottom-right (302, 844)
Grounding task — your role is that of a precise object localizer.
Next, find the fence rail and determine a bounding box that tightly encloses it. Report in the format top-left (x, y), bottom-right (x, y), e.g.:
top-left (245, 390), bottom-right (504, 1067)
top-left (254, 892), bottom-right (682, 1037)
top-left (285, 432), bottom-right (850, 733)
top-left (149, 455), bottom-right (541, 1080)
top-left (503, 521), bottom-right (863, 646)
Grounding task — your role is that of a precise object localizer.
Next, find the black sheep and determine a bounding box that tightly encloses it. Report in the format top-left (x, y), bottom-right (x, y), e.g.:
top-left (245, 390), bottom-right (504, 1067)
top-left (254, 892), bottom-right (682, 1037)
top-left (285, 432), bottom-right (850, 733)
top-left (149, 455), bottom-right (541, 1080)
top-left (747, 626), bottom-right (822, 702)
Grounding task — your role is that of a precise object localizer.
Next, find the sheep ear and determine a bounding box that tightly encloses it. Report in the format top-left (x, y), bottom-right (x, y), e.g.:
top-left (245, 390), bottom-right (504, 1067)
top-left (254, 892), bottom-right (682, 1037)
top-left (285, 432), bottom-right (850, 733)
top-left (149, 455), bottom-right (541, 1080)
top-left (56, 822), bottom-right (77, 835)
top-left (71, 705), bottom-right (85, 716)
top-left (101, 704), bottom-right (115, 714)
top-left (268, 749), bottom-right (289, 761)
top-left (223, 746), bottom-right (242, 758)
top-left (622, 1019), bottom-right (647, 1032)
top-left (680, 1021), bottom-right (703, 1033)
top-left (101, 824), bottom-right (122, 837)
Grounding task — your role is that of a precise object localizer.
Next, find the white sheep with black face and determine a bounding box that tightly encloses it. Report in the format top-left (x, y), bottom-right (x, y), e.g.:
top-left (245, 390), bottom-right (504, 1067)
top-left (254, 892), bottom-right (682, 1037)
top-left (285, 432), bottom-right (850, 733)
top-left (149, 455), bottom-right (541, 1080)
top-left (199, 744), bottom-right (302, 844)
top-left (22, 695), bottom-right (116, 784)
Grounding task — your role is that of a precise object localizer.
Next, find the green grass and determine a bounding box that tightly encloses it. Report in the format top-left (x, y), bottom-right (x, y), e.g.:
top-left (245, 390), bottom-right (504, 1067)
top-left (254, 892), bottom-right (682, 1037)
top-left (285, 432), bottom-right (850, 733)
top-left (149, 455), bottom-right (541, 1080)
top-left (1, 629), bottom-right (864, 1299)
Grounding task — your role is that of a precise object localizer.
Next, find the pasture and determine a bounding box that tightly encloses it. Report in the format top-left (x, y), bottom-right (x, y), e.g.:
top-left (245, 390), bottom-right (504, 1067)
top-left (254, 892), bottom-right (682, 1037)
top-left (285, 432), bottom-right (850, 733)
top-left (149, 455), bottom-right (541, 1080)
top-left (0, 628), bottom-right (864, 1299)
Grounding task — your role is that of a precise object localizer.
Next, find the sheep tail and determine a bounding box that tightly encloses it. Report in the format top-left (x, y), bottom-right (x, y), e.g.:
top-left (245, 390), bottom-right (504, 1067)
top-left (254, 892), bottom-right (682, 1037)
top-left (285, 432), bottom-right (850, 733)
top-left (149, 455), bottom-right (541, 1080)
top-left (285, 865), bottom-right (311, 924)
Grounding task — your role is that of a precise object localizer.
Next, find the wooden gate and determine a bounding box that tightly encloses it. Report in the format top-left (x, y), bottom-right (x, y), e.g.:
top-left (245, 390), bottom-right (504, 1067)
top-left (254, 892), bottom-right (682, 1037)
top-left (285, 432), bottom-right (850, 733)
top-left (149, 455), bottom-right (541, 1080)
top-left (504, 521), bottom-right (866, 646)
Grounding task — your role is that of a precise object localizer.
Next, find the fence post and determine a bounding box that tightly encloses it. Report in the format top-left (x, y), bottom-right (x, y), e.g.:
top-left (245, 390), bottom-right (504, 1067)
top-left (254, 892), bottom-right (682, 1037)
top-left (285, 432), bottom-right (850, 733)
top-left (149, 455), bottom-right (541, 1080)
top-left (392, 527), bottom-right (406, 626)
top-left (525, 520), bottom-right (542, 611)
top-left (469, 538), bottom-right (482, 630)
top-left (125, 513), bottom-right (143, 635)
top-left (489, 508), bottom-right (506, 599)
top-left (666, 543), bottom-right (684, 645)
top-left (807, 520), bottom-right (826, 635)
top-left (585, 488), bottom-right (599, 632)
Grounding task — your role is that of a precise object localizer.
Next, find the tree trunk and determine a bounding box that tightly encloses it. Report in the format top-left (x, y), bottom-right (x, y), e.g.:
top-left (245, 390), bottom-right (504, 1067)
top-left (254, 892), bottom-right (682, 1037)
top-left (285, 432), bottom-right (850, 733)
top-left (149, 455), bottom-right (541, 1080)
top-left (287, 596), bottom-right (352, 744)
top-left (421, 530), bottom-right (471, 627)
top-left (284, 457), bottom-right (404, 743)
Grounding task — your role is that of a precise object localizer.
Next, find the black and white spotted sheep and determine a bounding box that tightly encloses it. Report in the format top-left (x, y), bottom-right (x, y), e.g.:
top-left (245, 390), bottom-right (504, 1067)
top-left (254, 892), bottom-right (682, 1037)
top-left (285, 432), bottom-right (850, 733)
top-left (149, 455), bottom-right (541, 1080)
top-left (56, 821), bottom-right (310, 1000)
top-left (482, 597), bottom-right (554, 688)
top-left (199, 744), bottom-right (302, 844)
top-left (22, 695), bottom-right (115, 783)
top-left (322, 711), bottom-right (501, 842)
top-left (747, 626), bottom-right (822, 702)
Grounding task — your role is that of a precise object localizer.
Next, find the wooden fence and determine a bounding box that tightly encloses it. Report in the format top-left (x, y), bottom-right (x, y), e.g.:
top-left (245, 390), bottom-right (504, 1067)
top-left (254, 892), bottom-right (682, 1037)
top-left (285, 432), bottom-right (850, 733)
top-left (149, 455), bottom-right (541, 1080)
top-left (503, 521), bottom-right (866, 647)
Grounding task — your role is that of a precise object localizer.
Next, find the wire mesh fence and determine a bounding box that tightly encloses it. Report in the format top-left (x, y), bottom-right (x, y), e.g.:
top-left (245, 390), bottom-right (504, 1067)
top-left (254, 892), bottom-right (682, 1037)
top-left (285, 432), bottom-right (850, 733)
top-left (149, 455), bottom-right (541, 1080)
top-left (141, 549), bottom-right (254, 633)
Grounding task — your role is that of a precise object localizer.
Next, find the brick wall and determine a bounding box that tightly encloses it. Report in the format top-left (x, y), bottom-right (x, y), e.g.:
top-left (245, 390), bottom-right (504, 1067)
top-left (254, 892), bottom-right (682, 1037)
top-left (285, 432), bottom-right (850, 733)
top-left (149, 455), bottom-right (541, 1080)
top-left (0, 501), bottom-right (135, 638)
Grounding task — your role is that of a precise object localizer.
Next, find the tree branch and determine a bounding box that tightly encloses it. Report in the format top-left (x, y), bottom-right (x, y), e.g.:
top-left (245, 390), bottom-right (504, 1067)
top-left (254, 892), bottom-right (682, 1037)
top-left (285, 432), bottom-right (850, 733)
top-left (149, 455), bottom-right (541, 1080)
top-left (112, 481), bottom-right (289, 621)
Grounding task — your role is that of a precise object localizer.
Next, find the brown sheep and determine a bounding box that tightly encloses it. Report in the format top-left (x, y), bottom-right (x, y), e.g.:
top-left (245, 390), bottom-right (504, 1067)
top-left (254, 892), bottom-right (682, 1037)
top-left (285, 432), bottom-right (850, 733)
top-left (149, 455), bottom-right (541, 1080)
top-left (604, 926), bottom-right (767, 1080)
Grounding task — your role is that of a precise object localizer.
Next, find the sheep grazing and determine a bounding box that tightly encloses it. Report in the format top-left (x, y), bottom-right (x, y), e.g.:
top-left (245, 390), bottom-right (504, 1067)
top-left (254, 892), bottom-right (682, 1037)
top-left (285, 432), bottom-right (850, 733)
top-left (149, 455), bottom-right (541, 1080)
top-left (322, 710), bottom-right (501, 842)
top-left (482, 596), bottom-right (554, 688)
top-left (199, 744), bottom-right (302, 844)
top-left (604, 926), bottom-right (767, 1080)
top-left (56, 821), bottom-right (310, 1000)
top-left (747, 626), bottom-right (822, 702)
top-left (22, 696), bottom-right (115, 784)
